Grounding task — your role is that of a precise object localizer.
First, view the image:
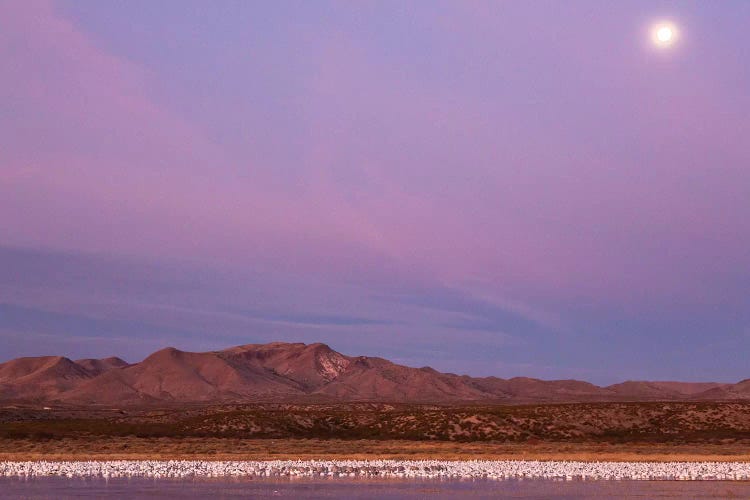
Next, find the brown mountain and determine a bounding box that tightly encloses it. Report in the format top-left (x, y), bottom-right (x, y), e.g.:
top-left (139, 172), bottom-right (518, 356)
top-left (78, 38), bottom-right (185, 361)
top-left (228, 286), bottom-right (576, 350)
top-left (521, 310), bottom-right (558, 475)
top-left (0, 342), bottom-right (742, 405)
top-left (0, 356), bottom-right (94, 400)
top-left (606, 381), bottom-right (727, 400)
top-left (690, 379), bottom-right (750, 400)
top-left (74, 357), bottom-right (129, 376)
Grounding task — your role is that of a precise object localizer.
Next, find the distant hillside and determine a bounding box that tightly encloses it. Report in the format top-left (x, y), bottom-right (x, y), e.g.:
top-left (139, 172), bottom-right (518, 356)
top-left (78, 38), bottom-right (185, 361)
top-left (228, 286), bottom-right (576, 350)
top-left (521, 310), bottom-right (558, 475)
top-left (0, 342), bottom-right (738, 405)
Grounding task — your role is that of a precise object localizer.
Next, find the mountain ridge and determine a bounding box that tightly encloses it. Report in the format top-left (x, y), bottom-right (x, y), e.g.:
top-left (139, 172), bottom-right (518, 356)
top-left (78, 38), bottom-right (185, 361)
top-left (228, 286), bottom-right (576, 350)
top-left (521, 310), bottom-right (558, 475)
top-left (0, 342), bottom-right (739, 405)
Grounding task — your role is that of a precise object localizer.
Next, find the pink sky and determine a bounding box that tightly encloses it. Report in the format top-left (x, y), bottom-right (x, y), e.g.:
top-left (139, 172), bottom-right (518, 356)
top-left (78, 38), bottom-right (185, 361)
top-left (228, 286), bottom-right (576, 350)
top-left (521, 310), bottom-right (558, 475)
top-left (1, 0), bottom-right (749, 382)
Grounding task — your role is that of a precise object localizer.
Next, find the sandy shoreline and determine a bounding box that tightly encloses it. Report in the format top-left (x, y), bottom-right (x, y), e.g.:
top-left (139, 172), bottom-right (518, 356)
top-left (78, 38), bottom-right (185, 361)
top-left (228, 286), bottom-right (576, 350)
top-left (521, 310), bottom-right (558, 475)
top-left (4, 438), bottom-right (750, 463)
top-left (4, 459), bottom-right (750, 481)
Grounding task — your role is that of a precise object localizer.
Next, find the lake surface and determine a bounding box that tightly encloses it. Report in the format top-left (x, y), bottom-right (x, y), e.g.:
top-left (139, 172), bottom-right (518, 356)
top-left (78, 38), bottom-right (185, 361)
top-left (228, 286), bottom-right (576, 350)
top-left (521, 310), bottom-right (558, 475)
top-left (2, 477), bottom-right (750, 499)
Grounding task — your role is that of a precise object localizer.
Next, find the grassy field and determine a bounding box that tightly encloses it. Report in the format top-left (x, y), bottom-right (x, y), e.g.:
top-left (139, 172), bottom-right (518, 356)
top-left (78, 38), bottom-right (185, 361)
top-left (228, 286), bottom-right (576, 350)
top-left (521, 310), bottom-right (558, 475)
top-left (3, 401), bottom-right (750, 461)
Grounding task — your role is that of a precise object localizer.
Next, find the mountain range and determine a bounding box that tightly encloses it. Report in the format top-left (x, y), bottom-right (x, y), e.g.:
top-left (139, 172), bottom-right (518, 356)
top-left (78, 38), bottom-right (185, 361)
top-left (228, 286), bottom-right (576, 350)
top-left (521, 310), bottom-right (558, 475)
top-left (0, 342), bottom-right (744, 405)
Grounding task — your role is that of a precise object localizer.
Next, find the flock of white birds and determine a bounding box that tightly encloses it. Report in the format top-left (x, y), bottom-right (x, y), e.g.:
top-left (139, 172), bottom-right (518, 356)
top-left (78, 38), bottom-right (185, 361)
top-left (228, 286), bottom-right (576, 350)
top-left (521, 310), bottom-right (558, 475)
top-left (2, 460), bottom-right (750, 481)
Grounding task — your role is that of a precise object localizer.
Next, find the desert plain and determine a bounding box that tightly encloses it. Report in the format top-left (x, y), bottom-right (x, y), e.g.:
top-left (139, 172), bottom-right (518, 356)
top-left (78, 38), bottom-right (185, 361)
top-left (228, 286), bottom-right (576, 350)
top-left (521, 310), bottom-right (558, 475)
top-left (3, 401), bottom-right (750, 462)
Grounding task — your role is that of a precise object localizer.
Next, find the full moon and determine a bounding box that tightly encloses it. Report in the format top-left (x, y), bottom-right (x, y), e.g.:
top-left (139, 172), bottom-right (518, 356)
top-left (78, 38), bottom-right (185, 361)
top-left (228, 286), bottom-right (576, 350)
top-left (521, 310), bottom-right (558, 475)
top-left (652, 22), bottom-right (678, 47)
top-left (657, 27), bottom-right (673, 42)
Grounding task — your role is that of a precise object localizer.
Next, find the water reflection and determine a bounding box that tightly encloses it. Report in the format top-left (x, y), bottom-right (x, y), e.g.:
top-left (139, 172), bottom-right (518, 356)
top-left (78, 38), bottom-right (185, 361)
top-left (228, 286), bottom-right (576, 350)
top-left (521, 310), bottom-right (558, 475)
top-left (2, 477), bottom-right (750, 499)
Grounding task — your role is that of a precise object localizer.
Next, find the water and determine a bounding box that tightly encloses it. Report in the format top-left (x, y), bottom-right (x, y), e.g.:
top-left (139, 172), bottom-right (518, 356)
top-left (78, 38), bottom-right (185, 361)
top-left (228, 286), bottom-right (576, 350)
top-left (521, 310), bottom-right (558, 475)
top-left (2, 477), bottom-right (750, 499)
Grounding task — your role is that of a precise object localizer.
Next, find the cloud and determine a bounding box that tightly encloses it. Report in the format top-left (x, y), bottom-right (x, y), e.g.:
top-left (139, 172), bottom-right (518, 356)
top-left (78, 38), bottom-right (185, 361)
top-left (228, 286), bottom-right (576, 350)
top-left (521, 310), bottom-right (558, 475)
top-left (0, 303), bottom-right (197, 362)
top-left (229, 309), bottom-right (394, 328)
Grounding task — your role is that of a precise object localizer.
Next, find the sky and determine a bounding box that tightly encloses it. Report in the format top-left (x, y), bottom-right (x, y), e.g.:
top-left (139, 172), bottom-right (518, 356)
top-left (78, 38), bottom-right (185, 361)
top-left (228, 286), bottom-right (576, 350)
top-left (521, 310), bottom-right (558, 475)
top-left (1, 0), bottom-right (749, 384)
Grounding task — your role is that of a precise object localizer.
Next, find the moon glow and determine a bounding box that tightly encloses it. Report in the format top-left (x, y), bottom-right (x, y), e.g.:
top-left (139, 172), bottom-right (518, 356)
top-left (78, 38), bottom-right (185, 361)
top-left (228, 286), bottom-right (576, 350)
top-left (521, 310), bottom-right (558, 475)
top-left (652, 22), bottom-right (678, 47)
